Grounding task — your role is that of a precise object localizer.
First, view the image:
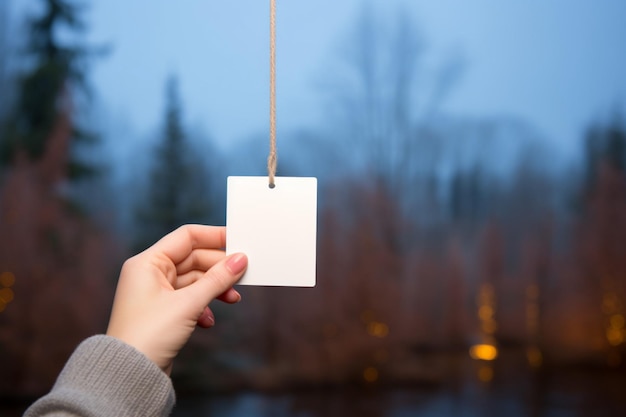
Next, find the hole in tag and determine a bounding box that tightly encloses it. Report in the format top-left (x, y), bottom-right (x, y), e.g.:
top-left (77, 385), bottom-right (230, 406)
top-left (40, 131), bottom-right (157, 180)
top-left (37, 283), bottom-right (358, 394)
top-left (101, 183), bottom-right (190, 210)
top-left (269, 183), bottom-right (276, 189)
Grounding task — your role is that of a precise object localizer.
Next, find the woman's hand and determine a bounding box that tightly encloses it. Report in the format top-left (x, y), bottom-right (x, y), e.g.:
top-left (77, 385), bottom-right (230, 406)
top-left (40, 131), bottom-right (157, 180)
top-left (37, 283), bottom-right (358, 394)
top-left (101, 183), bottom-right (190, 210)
top-left (106, 225), bottom-right (247, 375)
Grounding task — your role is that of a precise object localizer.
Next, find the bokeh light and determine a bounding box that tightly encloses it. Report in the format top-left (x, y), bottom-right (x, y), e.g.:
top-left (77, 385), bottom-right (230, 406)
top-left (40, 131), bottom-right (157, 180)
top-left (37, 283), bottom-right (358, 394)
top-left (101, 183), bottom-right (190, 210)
top-left (527, 346), bottom-right (543, 368)
top-left (470, 344), bottom-right (499, 361)
top-left (363, 366), bottom-right (379, 383)
top-left (0, 271), bottom-right (15, 287)
top-left (367, 321), bottom-right (389, 338)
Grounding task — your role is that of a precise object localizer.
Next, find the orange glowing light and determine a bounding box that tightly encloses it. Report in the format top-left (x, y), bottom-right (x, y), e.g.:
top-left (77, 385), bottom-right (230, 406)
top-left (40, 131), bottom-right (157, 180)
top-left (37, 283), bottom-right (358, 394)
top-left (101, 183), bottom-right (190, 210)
top-left (606, 328), bottom-right (624, 346)
top-left (527, 346), bottom-right (543, 368)
top-left (469, 344), bottom-right (498, 361)
top-left (0, 272), bottom-right (15, 288)
top-left (0, 288), bottom-right (14, 304)
top-left (610, 314), bottom-right (624, 329)
top-left (363, 366), bottom-right (379, 383)
top-left (367, 322), bottom-right (389, 338)
top-left (478, 305), bottom-right (494, 321)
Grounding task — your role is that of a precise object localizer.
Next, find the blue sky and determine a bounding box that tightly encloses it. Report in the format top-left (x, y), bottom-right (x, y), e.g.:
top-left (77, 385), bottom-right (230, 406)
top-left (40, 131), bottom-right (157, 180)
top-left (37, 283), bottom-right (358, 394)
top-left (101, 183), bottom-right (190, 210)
top-left (9, 0), bottom-right (626, 161)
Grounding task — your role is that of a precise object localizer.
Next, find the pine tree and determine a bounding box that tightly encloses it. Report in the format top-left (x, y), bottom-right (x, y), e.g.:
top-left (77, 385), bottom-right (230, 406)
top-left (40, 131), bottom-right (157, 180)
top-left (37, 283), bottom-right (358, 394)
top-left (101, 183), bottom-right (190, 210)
top-left (578, 115), bottom-right (626, 363)
top-left (0, 0), bottom-right (12, 124)
top-left (133, 76), bottom-right (215, 252)
top-left (584, 115), bottom-right (626, 191)
top-left (0, 0), bottom-right (97, 179)
top-left (0, 1), bottom-right (115, 396)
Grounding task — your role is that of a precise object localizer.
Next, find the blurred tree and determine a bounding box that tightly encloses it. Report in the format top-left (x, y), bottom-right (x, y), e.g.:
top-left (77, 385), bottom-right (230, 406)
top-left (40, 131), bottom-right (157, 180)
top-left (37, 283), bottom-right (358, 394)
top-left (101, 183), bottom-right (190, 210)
top-left (133, 76), bottom-right (215, 252)
top-left (0, 0), bottom-right (117, 398)
top-left (328, 6), bottom-right (423, 192)
top-left (578, 115), bottom-right (626, 364)
top-left (0, 102), bottom-right (116, 398)
top-left (449, 166), bottom-right (489, 229)
top-left (584, 114), bottom-right (626, 192)
top-left (0, 0), bottom-right (11, 125)
top-left (325, 6), bottom-right (462, 205)
top-left (0, 0), bottom-right (98, 180)
top-left (319, 5), bottom-right (468, 256)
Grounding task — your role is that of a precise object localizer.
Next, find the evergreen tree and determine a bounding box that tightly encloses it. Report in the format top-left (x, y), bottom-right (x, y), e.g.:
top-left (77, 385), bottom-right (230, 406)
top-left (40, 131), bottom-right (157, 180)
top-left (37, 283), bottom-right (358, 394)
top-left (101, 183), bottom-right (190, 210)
top-left (0, 0), bottom-right (97, 179)
top-left (134, 76), bottom-right (215, 252)
top-left (0, 0), bottom-right (11, 124)
top-left (584, 115), bottom-right (626, 188)
top-left (577, 114), bottom-right (626, 362)
top-left (0, 1), bottom-right (116, 395)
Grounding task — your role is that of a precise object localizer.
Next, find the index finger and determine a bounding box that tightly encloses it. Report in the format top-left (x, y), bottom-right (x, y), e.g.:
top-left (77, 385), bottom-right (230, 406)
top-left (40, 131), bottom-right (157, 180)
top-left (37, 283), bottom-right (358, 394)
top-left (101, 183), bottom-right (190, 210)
top-left (147, 225), bottom-right (226, 264)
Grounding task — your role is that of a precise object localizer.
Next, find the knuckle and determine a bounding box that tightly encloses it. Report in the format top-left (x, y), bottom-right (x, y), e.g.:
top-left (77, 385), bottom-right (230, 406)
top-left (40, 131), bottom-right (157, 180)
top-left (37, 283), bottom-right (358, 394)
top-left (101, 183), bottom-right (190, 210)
top-left (205, 265), bottom-right (234, 291)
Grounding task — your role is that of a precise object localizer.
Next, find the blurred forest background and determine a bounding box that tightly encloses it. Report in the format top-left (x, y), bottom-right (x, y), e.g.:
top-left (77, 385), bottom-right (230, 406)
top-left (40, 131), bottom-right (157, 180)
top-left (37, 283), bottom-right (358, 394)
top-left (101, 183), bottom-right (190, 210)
top-left (1, 0), bottom-right (625, 416)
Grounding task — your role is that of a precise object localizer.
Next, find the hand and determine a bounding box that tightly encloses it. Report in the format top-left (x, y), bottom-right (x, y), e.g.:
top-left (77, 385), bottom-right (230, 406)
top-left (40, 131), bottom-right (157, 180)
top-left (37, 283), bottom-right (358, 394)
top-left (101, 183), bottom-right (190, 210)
top-left (106, 225), bottom-right (248, 375)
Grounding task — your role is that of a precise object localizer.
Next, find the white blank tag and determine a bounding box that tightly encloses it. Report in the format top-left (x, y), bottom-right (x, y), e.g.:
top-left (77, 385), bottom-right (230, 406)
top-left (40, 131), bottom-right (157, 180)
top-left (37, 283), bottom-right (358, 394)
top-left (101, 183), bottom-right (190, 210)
top-left (226, 176), bottom-right (317, 287)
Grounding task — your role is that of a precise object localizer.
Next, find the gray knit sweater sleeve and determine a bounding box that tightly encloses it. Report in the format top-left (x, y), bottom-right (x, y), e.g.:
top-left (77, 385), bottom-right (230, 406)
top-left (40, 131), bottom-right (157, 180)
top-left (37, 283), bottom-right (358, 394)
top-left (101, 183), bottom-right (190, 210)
top-left (24, 335), bottom-right (176, 417)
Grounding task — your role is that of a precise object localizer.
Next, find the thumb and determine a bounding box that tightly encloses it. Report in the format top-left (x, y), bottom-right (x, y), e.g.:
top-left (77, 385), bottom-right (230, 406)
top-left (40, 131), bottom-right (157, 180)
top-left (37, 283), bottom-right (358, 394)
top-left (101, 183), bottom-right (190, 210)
top-left (180, 253), bottom-right (248, 310)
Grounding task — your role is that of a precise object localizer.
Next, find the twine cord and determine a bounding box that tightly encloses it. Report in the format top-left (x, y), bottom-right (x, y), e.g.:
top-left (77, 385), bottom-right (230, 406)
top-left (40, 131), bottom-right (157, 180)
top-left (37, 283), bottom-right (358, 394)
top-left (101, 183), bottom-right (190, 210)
top-left (268, 0), bottom-right (277, 188)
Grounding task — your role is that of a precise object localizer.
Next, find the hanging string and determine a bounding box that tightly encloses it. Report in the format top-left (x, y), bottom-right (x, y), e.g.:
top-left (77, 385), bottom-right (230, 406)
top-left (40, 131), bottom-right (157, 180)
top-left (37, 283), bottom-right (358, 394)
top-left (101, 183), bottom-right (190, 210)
top-left (268, 0), bottom-right (277, 188)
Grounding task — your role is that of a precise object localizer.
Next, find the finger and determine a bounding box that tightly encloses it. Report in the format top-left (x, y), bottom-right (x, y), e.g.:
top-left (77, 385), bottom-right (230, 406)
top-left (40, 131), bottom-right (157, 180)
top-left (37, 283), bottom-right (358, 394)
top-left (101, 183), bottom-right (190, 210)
top-left (197, 306), bottom-right (215, 328)
top-left (175, 249), bottom-right (225, 275)
top-left (175, 262), bottom-right (241, 290)
top-left (174, 270), bottom-right (205, 289)
top-left (148, 225), bottom-right (226, 265)
top-left (176, 273), bottom-right (241, 297)
top-left (178, 253), bottom-right (247, 310)
top-left (216, 288), bottom-right (242, 304)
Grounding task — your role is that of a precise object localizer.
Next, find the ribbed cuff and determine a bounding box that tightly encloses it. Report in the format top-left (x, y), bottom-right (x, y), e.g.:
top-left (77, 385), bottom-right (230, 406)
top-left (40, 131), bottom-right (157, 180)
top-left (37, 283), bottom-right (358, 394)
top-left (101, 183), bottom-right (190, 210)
top-left (24, 335), bottom-right (175, 417)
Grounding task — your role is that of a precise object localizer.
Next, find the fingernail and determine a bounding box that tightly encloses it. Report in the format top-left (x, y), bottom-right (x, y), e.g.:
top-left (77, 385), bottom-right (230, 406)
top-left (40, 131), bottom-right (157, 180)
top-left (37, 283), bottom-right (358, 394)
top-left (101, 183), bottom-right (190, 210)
top-left (226, 253), bottom-right (247, 275)
top-left (200, 308), bottom-right (215, 326)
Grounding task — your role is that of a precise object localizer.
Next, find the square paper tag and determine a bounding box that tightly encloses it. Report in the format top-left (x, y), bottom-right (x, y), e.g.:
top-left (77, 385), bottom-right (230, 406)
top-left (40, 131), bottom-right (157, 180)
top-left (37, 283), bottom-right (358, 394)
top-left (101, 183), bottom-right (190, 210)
top-left (226, 176), bottom-right (317, 287)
